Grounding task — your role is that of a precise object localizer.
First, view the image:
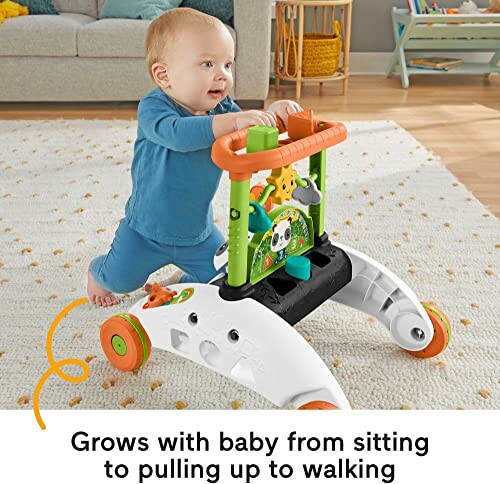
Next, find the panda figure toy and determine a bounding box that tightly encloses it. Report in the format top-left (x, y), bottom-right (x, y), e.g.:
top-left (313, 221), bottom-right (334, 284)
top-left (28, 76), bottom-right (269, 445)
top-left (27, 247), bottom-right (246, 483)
top-left (271, 218), bottom-right (292, 264)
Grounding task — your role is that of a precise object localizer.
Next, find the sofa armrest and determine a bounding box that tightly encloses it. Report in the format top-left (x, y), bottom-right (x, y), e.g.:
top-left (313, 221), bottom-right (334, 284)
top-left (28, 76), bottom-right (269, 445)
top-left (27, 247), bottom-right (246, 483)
top-left (233, 0), bottom-right (272, 101)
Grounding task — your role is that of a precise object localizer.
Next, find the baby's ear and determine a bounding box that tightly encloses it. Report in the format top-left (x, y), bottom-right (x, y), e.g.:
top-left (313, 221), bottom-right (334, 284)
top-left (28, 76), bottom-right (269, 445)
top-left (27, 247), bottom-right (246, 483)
top-left (151, 62), bottom-right (170, 89)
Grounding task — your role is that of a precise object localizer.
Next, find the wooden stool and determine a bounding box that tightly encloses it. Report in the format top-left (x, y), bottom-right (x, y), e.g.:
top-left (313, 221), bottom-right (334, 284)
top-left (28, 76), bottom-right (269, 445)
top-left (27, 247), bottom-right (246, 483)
top-left (274, 0), bottom-right (353, 99)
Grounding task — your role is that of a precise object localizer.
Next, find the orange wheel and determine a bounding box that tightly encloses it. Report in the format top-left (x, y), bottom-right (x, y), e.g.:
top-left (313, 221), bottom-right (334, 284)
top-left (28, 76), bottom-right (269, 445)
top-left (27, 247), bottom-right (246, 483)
top-left (298, 401), bottom-right (338, 410)
top-left (100, 313), bottom-right (151, 371)
top-left (407, 303), bottom-right (451, 359)
top-left (250, 184), bottom-right (274, 213)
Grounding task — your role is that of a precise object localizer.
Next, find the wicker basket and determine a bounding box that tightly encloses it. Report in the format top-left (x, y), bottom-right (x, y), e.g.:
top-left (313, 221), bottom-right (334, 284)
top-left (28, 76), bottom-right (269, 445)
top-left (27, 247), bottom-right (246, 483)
top-left (286, 20), bottom-right (342, 77)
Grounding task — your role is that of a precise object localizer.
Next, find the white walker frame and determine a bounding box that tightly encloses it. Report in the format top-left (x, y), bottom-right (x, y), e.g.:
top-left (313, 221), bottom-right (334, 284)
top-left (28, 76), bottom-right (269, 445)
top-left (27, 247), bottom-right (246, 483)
top-left (123, 240), bottom-right (435, 410)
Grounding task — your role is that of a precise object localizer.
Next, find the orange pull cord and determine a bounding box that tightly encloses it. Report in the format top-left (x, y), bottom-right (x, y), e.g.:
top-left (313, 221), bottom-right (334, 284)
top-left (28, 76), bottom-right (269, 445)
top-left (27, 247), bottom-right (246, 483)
top-left (33, 297), bottom-right (90, 430)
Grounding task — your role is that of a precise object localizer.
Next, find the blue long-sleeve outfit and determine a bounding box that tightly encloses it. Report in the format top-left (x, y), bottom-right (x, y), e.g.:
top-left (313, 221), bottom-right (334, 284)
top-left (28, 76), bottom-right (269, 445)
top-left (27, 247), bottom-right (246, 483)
top-left (90, 88), bottom-right (241, 292)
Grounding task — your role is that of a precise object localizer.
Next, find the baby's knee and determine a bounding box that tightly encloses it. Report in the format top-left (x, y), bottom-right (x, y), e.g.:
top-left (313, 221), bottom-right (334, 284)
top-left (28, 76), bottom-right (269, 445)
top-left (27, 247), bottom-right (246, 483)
top-left (89, 257), bottom-right (147, 294)
top-left (105, 266), bottom-right (149, 293)
top-left (105, 278), bottom-right (143, 295)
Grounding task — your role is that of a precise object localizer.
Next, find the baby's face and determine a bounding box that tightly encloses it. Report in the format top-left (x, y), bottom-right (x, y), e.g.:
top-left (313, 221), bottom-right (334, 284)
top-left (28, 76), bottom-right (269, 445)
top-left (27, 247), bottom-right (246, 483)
top-left (163, 24), bottom-right (235, 114)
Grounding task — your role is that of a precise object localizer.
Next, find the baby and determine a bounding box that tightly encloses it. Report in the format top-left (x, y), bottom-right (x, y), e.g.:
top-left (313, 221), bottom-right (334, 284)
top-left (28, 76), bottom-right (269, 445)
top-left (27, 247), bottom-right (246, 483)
top-left (87, 7), bottom-right (302, 307)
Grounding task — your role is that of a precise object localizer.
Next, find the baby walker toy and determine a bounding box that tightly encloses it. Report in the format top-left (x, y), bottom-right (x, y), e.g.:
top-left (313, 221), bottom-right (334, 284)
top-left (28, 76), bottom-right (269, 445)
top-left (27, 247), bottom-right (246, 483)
top-left (99, 110), bottom-right (451, 410)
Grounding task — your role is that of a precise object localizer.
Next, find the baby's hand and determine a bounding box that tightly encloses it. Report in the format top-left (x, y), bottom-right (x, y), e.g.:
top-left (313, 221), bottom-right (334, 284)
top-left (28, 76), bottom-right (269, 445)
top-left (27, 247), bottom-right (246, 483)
top-left (235, 110), bottom-right (277, 130)
top-left (267, 100), bottom-right (303, 128)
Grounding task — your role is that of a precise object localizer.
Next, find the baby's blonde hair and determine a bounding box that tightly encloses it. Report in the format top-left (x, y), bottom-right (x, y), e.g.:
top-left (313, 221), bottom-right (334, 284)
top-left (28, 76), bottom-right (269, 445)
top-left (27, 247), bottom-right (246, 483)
top-left (145, 7), bottom-right (224, 81)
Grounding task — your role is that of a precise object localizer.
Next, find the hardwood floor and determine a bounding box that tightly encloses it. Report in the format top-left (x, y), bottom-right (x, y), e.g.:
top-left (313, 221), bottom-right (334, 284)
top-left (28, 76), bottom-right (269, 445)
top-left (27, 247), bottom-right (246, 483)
top-left (1, 75), bottom-right (499, 215)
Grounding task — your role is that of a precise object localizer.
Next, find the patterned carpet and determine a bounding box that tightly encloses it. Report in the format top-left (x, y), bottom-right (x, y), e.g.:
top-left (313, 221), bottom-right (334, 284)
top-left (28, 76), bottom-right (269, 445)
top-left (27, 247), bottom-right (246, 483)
top-left (0, 119), bottom-right (498, 410)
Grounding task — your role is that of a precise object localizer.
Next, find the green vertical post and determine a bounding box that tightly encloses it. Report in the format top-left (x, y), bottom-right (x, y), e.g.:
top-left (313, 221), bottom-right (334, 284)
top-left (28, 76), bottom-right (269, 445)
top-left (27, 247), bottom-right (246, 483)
top-left (227, 179), bottom-right (250, 287)
top-left (226, 125), bottom-right (278, 287)
top-left (309, 149), bottom-right (326, 237)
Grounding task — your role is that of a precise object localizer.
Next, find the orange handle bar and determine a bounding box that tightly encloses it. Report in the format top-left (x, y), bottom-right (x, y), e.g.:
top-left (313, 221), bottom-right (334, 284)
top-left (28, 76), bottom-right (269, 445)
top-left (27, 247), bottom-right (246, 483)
top-left (211, 117), bottom-right (347, 181)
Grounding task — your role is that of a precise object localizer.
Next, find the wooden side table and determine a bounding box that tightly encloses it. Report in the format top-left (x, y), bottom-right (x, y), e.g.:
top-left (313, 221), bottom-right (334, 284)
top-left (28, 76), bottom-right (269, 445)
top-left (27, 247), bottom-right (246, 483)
top-left (274, 0), bottom-right (352, 99)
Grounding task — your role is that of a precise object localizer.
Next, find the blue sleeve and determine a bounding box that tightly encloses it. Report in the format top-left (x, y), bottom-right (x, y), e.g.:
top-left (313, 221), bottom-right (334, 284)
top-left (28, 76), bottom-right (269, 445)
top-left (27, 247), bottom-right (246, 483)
top-left (138, 96), bottom-right (215, 153)
top-left (225, 96), bottom-right (242, 113)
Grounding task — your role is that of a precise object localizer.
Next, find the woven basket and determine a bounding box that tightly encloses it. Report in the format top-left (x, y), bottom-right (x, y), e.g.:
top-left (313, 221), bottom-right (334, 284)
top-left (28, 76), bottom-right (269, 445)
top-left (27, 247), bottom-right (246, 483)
top-left (286, 20), bottom-right (342, 77)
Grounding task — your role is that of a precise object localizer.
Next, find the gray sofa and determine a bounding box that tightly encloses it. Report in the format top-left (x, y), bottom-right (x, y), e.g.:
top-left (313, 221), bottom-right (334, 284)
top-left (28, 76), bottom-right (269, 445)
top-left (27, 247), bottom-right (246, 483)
top-left (0, 0), bottom-right (271, 103)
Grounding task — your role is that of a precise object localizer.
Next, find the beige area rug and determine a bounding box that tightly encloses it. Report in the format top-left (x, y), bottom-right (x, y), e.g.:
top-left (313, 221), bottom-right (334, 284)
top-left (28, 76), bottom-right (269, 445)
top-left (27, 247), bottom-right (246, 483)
top-left (0, 119), bottom-right (498, 411)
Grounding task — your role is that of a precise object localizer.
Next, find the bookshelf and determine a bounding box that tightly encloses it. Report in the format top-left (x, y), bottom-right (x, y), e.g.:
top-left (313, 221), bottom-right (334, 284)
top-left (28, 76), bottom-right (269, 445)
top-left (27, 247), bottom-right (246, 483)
top-left (387, 7), bottom-right (500, 88)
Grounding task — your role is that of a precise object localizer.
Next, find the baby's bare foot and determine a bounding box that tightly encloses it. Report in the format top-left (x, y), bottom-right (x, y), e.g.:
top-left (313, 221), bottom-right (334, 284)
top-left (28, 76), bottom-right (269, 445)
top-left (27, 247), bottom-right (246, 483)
top-left (87, 269), bottom-right (120, 307)
top-left (144, 269), bottom-right (184, 293)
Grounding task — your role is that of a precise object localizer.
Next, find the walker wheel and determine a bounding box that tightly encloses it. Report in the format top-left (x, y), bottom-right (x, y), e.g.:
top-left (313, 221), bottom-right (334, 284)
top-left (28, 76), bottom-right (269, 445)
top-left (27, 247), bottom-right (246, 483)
top-left (100, 313), bottom-right (151, 371)
top-left (298, 401), bottom-right (338, 410)
top-left (407, 303), bottom-right (451, 359)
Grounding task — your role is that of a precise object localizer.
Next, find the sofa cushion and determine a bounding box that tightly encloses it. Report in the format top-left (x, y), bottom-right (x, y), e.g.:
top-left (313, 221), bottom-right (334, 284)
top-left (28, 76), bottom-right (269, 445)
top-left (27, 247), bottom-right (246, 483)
top-left (99, 0), bottom-right (182, 21)
top-left (0, 13), bottom-right (95, 56)
top-left (77, 18), bottom-right (236, 58)
top-left (16, 0), bottom-right (58, 15)
top-left (77, 18), bottom-right (150, 57)
top-left (52, 0), bottom-right (97, 18)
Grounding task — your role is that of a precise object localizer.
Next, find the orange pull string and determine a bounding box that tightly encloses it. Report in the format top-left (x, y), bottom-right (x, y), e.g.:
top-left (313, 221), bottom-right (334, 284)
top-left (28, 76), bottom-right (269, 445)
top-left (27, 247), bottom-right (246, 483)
top-left (33, 297), bottom-right (90, 430)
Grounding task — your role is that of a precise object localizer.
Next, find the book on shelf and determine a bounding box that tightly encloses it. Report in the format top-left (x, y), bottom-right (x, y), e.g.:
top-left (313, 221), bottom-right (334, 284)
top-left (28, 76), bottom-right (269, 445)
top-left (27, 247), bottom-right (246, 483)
top-left (406, 1), bottom-right (460, 15)
top-left (406, 0), bottom-right (426, 14)
top-left (409, 57), bottom-right (464, 69)
top-left (406, 0), bottom-right (416, 14)
top-left (409, 64), bottom-right (449, 71)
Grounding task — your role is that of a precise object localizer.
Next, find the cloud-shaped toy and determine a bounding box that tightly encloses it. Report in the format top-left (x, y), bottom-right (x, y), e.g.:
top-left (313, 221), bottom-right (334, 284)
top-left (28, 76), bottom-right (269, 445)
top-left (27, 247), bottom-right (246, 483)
top-left (292, 177), bottom-right (322, 205)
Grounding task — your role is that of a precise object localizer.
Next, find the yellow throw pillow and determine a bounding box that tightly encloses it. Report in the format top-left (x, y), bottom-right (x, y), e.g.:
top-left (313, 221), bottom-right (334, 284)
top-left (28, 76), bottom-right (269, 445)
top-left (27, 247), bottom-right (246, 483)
top-left (0, 0), bottom-right (29, 24)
